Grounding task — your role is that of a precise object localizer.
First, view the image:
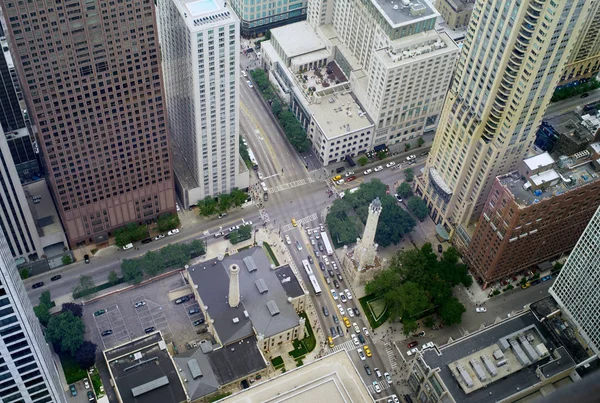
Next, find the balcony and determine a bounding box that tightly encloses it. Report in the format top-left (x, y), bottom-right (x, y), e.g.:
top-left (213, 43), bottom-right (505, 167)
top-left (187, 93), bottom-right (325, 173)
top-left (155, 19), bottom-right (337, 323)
top-left (486, 117), bottom-right (499, 130)
top-left (529, 0), bottom-right (544, 12)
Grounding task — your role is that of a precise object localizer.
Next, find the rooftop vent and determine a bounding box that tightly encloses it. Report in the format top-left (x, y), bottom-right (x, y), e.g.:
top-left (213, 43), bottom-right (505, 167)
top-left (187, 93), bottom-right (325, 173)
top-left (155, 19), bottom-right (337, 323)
top-left (232, 317), bottom-right (239, 323)
top-left (266, 300), bottom-right (280, 316)
top-left (243, 256), bottom-right (257, 272)
top-left (255, 278), bottom-right (268, 294)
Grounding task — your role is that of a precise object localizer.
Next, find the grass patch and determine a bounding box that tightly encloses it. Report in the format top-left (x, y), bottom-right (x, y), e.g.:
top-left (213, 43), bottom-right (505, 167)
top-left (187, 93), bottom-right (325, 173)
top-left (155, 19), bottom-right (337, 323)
top-left (368, 298), bottom-right (387, 320)
top-left (359, 294), bottom-right (389, 329)
top-left (289, 339), bottom-right (308, 359)
top-left (209, 392), bottom-right (232, 402)
top-left (59, 354), bottom-right (87, 384)
top-left (298, 311), bottom-right (316, 352)
top-left (262, 242), bottom-right (280, 266)
top-left (296, 359), bottom-right (304, 367)
top-left (89, 369), bottom-right (104, 397)
top-left (271, 355), bottom-right (284, 369)
top-left (73, 276), bottom-right (126, 299)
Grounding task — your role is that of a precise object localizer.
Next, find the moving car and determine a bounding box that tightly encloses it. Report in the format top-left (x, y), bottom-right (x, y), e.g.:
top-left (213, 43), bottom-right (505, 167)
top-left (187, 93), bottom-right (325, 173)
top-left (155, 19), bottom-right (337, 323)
top-left (330, 327), bottom-right (337, 337)
top-left (352, 334), bottom-right (360, 346)
top-left (295, 240), bottom-right (303, 250)
top-left (333, 278), bottom-right (339, 288)
top-left (353, 307), bottom-right (360, 316)
top-left (291, 218), bottom-right (298, 227)
top-left (363, 169), bottom-right (373, 175)
top-left (331, 289), bottom-right (339, 300)
top-left (340, 293), bottom-right (347, 303)
top-left (406, 347), bottom-right (419, 356)
top-left (357, 349), bottom-right (366, 361)
top-left (374, 165), bottom-right (383, 172)
top-left (32, 282), bottom-right (44, 289)
top-left (134, 301), bottom-right (146, 308)
top-left (94, 309), bottom-right (106, 316)
top-left (241, 70), bottom-right (247, 77)
top-left (343, 316), bottom-right (351, 328)
top-left (363, 345), bottom-right (372, 357)
top-left (358, 333), bottom-right (365, 344)
top-left (353, 322), bottom-right (360, 333)
top-left (285, 235), bottom-right (292, 244)
top-left (247, 80), bottom-right (253, 88)
top-left (322, 306), bottom-right (329, 316)
top-left (328, 336), bottom-right (334, 348)
top-left (372, 381), bottom-right (381, 393)
top-left (364, 365), bottom-right (372, 375)
top-left (50, 275), bottom-right (62, 281)
top-left (406, 155), bottom-right (416, 161)
top-left (84, 254), bottom-right (91, 263)
top-left (346, 307), bottom-right (354, 317)
top-left (344, 289), bottom-right (353, 300)
top-left (319, 262), bottom-right (325, 271)
top-left (385, 161), bottom-right (396, 168)
top-left (154, 234), bottom-right (165, 241)
top-left (394, 194), bottom-right (403, 203)
top-left (332, 314), bottom-right (339, 324)
top-left (384, 372), bottom-right (393, 384)
top-left (476, 307), bottom-right (487, 313)
top-left (101, 330), bottom-right (113, 336)
top-left (337, 304), bottom-right (345, 315)
top-left (168, 229), bottom-right (180, 236)
top-left (337, 325), bottom-right (344, 337)
top-left (374, 367), bottom-right (382, 378)
top-left (307, 255), bottom-right (314, 264)
top-left (362, 327), bottom-right (370, 336)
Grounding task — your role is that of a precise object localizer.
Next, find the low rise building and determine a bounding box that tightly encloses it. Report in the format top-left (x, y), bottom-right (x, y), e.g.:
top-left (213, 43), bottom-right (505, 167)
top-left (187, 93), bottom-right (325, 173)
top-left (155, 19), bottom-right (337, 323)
top-left (185, 247), bottom-right (307, 351)
top-left (459, 149), bottom-right (600, 287)
top-left (408, 310), bottom-right (594, 403)
top-left (435, 0), bottom-right (474, 30)
top-left (535, 111), bottom-right (600, 156)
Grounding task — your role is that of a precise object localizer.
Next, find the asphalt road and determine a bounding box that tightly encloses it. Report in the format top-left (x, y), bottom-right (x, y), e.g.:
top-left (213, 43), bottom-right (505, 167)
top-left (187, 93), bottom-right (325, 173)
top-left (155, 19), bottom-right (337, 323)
top-left (544, 87), bottom-right (600, 118)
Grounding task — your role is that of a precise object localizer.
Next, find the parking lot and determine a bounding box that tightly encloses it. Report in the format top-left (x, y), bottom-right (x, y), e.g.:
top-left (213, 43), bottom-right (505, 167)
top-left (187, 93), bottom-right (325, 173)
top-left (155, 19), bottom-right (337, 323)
top-left (83, 273), bottom-right (210, 352)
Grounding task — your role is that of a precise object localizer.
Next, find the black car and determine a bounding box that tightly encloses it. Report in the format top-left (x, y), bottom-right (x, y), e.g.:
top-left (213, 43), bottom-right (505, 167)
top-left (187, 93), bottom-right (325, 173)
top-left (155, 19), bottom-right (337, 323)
top-left (353, 307), bottom-right (360, 316)
top-left (224, 233), bottom-right (232, 239)
top-left (319, 262), bottom-right (325, 271)
top-left (337, 325), bottom-right (344, 336)
top-left (87, 391), bottom-right (95, 402)
top-left (322, 306), bottom-right (329, 316)
top-left (193, 318), bottom-right (205, 326)
top-left (581, 92), bottom-right (590, 98)
top-left (318, 243), bottom-right (324, 252)
top-left (50, 275), bottom-right (62, 281)
top-left (141, 238), bottom-right (152, 244)
top-left (333, 279), bottom-right (340, 288)
top-left (333, 314), bottom-right (339, 324)
top-left (358, 333), bottom-right (365, 344)
top-left (175, 296), bottom-right (191, 304)
top-left (437, 244), bottom-right (443, 253)
top-left (307, 255), bottom-right (314, 264)
top-left (144, 327), bottom-right (156, 334)
top-left (84, 254), bottom-right (90, 263)
top-left (101, 330), bottom-right (113, 337)
top-left (364, 365), bottom-right (372, 375)
top-left (328, 269), bottom-right (334, 277)
top-left (32, 282), bottom-right (44, 289)
top-left (330, 327), bottom-right (337, 337)
top-left (188, 307), bottom-right (200, 315)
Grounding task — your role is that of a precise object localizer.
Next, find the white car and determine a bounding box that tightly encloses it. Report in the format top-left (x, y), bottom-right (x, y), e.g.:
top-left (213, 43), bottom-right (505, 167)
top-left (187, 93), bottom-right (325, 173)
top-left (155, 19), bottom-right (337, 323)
top-left (247, 80), bottom-right (253, 88)
top-left (167, 229), bottom-right (180, 236)
top-left (295, 240), bottom-right (303, 251)
top-left (391, 395), bottom-right (400, 403)
top-left (406, 154), bottom-right (417, 161)
top-left (347, 307), bottom-right (354, 317)
top-left (476, 307), bottom-right (487, 313)
top-left (384, 372), bottom-right (392, 384)
top-left (353, 322), bottom-right (360, 333)
top-left (310, 237), bottom-right (316, 245)
top-left (374, 165), bottom-right (383, 172)
top-left (372, 381), bottom-right (381, 393)
top-left (351, 334), bottom-right (360, 346)
top-left (134, 301), bottom-right (146, 308)
top-left (344, 289), bottom-right (353, 300)
top-left (176, 203), bottom-right (181, 211)
top-left (406, 348), bottom-right (419, 356)
top-left (357, 349), bottom-right (366, 361)
top-left (154, 234), bottom-right (165, 241)
top-left (422, 342), bottom-right (435, 350)
top-left (241, 70), bottom-right (247, 77)
top-left (337, 304), bottom-right (345, 315)
top-left (362, 327), bottom-right (370, 336)
top-left (385, 161), bottom-right (396, 168)
top-left (83, 379), bottom-right (90, 389)
top-left (340, 293), bottom-right (348, 303)
top-left (285, 235), bottom-right (292, 244)
top-left (335, 179), bottom-right (345, 185)
top-left (345, 171), bottom-right (355, 177)
top-left (323, 256), bottom-right (330, 265)
top-left (364, 169), bottom-right (373, 175)
top-left (331, 289), bottom-right (338, 300)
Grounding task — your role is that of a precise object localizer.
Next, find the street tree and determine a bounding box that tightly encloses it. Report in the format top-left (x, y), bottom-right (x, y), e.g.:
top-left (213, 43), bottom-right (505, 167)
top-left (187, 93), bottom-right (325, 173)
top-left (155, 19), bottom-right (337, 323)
top-left (404, 168), bottom-right (414, 182)
top-left (46, 311), bottom-right (85, 355)
top-left (34, 292), bottom-right (52, 327)
top-left (61, 303), bottom-right (83, 318)
top-left (417, 137), bottom-right (425, 147)
top-left (75, 341), bottom-right (97, 369)
top-left (402, 317), bottom-right (418, 336)
top-left (157, 213), bottom-right (180, 232)
top-left (407, 197), bottom-right (429, 221)
top-left (217, 193), bottom-right (234, 213)
top-left (121, 259), bottom-right (143, 285)
top-left (108, 270), bottom-right (119, 285)
top-left (197, 196), bottom-right (218, 217)
top-left (439, 297), bottom-right (466, 326)
top-left (396, 182), bottom-right (413, 199)
top-left (231, 188), bottom-right (249, 207)
top-left (358, 156), bottom-right (369, 166)
top-left (72, 275), bottom-right (95, 299)
top-left (62, 254), bottom-right (72, 265)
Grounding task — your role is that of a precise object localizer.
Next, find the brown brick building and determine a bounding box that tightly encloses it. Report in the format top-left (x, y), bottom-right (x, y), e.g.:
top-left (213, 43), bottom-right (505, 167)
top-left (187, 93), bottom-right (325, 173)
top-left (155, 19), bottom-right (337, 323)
top-left (1, 0), bottom-right (175, 246)
top-left (461, 147), bottom-right (600, 287)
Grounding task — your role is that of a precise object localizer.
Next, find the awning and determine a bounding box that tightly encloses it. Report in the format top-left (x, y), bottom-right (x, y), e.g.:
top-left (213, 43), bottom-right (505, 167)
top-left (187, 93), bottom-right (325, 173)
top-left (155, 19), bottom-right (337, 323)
top-left (373, 144), bottom-right (387, 152)
top-left (436, 224), bottom-right (450, 241)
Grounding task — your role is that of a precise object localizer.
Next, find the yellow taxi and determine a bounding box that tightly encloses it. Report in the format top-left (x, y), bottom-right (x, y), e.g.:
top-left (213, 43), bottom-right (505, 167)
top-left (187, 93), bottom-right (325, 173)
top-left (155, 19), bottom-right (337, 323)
top-left (333, 175), bottom-right (342, 181)
top-left (521, 282), bottom-right (531, 289)
top-left (291, 218), bottom-right (297, 227)
top-left (343, 316), bottom-right (351, 328)
top-left (328, 336), bottom-right (334, 348)
top-left (363, 345), bottom-right (372, 357)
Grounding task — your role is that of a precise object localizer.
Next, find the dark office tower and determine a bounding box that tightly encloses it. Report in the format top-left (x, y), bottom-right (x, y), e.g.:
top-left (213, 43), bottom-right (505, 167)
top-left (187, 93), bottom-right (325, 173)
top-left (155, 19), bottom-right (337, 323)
top-left (0, 40), bottom-right (24, 132)
top-left (0, 0), bottom-right (176, 247)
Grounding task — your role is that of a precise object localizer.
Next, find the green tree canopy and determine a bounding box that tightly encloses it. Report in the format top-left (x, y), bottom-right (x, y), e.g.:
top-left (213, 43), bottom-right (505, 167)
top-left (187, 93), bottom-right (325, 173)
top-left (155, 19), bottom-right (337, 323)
top-left (358, 156), bottom-right (369, 166)
top-left (404, 168), bottom-right (414, 182)
top-left (46, 311), bottom-right (85, 355)
top-left (438, 297), bottom-right (466, 326)
top-left (231, 188), bottom-right (249, 207)
top-left (114, 222), bottom-right (148, 247)
top-left (108, 270), bottom-right (119, 285)
top-left (197, 196), bottom-right (218, 217)
top-left (72, 275), bottom-right (95, 299)
top-left (396, 182), bottom-right (413, 199)
top-left (157, 213), bottom-right (180, 232)
top-left (121, 259), bottom-right (144, 285)
top-left (407, 197), bottom-right (429, 221)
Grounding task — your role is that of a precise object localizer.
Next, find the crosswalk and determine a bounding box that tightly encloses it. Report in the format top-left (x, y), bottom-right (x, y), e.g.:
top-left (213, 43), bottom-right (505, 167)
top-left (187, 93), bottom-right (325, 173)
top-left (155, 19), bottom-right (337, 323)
top-left (281, 213), bottom-right (318, 232)
top-left (268, 177), bottom-right (316, 194)
top-left (330, 339), bottom-right (355, 353)
top-left (259, 208), bottom-right (271, 223)
top-left (367, 379), bottom-right (392, 394)
top-left (385, 342), bottom-right (398, 369)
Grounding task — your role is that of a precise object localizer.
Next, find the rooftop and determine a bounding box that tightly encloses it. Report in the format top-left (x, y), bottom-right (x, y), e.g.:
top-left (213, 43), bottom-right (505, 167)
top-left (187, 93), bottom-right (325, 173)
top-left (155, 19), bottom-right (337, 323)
top-left (309, 89), bottom-right (374, 139)
top-left (498, 161), bottom-right (600, 207)
top-left (172, 347), bottom-right (219, 401)
top-left (208, 336), bottom-right (267, 385)
top-left (370, 0), bottom-right (438, 28)
top-left (173, 0), bottom-right (237, 31)
top-left (104, 333), bottom-right (188, 403)
top-left (443, 0), bottom-right (475, 12)
top-left (274, 264), bottom-right (305, 299)
top-left (220, 350), bottom-right (374, 402)
top-left (271, 21), bottom-right (326, 58)
top-left (544, 112), bottom-right (595, 143)
top-left (376, 30), bottom-right (458, 68)
top-left (420, 312), bottom-right (575, 403)
top-left (187, 247), bottom-right (300, 345)
top-left (523, 152), bottom-right (555, 172)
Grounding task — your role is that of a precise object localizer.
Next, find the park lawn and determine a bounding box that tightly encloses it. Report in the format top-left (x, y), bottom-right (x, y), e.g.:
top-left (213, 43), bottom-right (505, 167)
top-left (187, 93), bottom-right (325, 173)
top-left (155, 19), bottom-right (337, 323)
top-left (359, 294), bottom-right (389, 329)
top-left (59, 354), bottom-right (87, 384)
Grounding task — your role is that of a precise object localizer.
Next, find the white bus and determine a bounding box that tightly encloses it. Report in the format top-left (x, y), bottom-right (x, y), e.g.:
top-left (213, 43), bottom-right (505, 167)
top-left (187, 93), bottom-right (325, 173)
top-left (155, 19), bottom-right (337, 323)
top-left (309, 274), bottom-right (322, 296)
top-left (301, 259), bottom-right (313, 276)
top-left (320, 232), bottom-right (334, 256)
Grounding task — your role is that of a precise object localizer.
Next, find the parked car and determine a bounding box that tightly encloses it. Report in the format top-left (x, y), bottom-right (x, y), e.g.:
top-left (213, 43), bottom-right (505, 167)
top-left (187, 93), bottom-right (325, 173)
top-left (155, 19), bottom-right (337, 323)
top-left (407, 341), bottom-right (419, 348)
top-left (188, 307), bottom-right (201, 315)
top-left (285, 235), bottom-right (292, 244)
top-left (167, 229), bottom-right (180, 236)
top-left (422, 342), bottom-right (435, 351)
top-left (84, 379), bottom-right (90, 389)
top-left (346, 175), bottom-right (356, 182)
top-left (437, 244), bottom-right (443, 253)
top-left (476, 307), bottom-right (487, 313)
top-left (70, 385), bottom-right (77, 396)
top-left (374, 367), bottom-right (382, 378)
top-left (406, 348), bottom-right (419, 356)
top-left (154, 234), bottom-right (165, 241)
top-left (122, 243), bottom-right (133, 250)
top-left (134, 301), bottom-right (146, 308)
top-left (372, 381), bottom-right (381, 393)
top-left (394, 194), bottom-right (403, 203)
top-left (363, 169), bottom-right (373, 175)
top-left (384, 372), bottom-right (392, 384)
top-left (50, 275), bottom-right (62, 281)
top-left (32, 282), bottom-right (44, 289)
top-left (101, 330), bottom-right (113, 337)
top-left (193, 318), bottom-right (205, 326)
top-left (84, 254), bottom-right (91, 263)
top-left (218, 212), bottom-right (228, 218)
top-left (337, 325), bottom-right (344, 337)
top-left (141, 238), bottom-right (152, 244)
top-left (374, 165), bottom-right (383, 172)
top-left (175, 295), bottom-right (191, 304)
top-left (87, 391), bottom-right (95, 401)
top-left (330, 327), bottom-right (337, 337)
top-left (345, 171), bottom-right (355, 177)
top-left (385, 161), bottom-right (396, 168)
top-left (541, 275), bottom-right (553, 282)
top-left (362, 327), bottom-right (370, 337)
top-left (247, 80), bottom-right (253, 88)
top-left (144, 327), bottom-right (156, 333)
top-left (93, 309), bottom-right (106, 316)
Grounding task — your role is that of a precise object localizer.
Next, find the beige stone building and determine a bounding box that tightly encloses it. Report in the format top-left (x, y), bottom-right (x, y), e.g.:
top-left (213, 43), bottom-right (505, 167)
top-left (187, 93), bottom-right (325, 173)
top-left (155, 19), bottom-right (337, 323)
top-left (436, 0), bottom-right (474, 30)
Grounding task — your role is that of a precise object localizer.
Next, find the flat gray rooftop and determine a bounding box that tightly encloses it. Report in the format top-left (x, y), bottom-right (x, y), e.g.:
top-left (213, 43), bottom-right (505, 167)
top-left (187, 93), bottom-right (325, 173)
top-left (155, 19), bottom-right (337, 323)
top-left (208, 336), bottom-right (267, 385)
top-left (420, 312), bottom-right (573, 403)
top-left (274, 264), bottom-right (305, 299)
top-left (371, 0), bottom-right (437, 28)
top-left (105, 334), bottom-right (187, 403)
top-left (188, 247), bottom-right (300, 345)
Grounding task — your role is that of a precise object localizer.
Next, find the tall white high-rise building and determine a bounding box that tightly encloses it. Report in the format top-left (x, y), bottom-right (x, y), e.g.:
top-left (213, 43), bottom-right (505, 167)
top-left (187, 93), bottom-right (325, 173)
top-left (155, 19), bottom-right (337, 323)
top-left (0, 228), bottom-right (67, 402)
top-left (549, 206), bottom-right (600, 356)
top-left (158, 0), bottom-right (248, 207)
top-left (415, 0), bottom-right (592, 233)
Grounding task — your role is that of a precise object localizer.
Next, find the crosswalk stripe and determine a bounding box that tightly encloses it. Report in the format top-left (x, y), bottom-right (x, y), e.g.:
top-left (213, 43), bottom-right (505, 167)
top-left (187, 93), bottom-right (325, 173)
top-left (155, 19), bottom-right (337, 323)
top-left (367, 380), bottom-right (391, 394)
top-left (281, 213), bottom-right (319, 233)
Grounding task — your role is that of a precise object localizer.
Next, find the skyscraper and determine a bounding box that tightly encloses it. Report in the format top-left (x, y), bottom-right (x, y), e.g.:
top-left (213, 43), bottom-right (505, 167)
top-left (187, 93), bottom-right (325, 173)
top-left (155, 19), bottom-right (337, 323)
top-left (228, 0), bottom-right (307, 37)
top-left (549, 205), bottom-right (600, 355)
top-left (1, 0), bottom-right (176, 247)
top-left (415, 0), bottom-right (591, 233)
top-left (0, 36), bottom-right (24, 132)
top-left (158, 0), bottom-right (248, 207)
top-left (0, 228), bottom-right (67, 403)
